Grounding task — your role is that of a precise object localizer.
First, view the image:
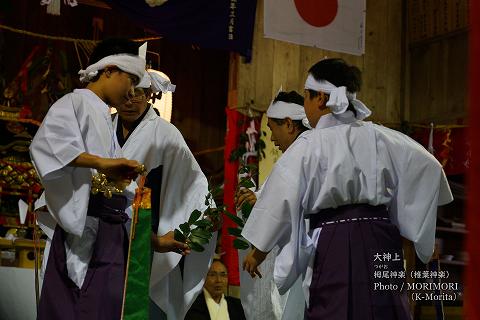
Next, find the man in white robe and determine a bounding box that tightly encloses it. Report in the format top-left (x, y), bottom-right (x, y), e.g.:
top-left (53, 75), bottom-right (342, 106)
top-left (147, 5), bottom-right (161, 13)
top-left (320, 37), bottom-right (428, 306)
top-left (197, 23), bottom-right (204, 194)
top-left (242, 58), bottom-right (453, 320)
top-left (30, 38), bottom-right (146, 320)
top-left (235, 91), bottom-right (309, 320)
top-left (113, 70), bottom-right (215, 320)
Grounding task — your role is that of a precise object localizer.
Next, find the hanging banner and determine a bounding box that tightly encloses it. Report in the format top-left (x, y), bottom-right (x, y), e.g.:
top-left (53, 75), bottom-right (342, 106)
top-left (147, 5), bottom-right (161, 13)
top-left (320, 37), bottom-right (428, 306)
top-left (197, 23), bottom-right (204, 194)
top-left (264, 0), bottom-right (366, 55)
top-left (105, 0), bottom-right (257, 59)
top-left (222, 108), bottom-right (261, 286)
top-left (122, 186), bottom-right (152, 319)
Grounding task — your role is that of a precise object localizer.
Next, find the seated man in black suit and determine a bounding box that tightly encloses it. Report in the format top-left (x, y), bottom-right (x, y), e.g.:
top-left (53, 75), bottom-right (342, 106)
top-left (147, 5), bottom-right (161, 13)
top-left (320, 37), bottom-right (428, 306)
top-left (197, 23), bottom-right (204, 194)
top-left (185, 259), bottom-right (246, 320)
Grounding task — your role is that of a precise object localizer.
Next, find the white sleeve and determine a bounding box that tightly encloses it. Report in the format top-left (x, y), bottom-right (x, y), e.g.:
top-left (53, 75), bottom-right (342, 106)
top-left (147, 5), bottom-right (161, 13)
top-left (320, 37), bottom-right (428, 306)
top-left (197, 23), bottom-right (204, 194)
top-left (242, 140), bottom-right (307, 252)
top-left (30, 94), bottom-right (92, 236)
top-left (386, 132), bottom-right (453, 263)
top-left (149, 123), bottom-right (214, 320)
top-left (30, 95), bottom-right (86, 181)
top-left (155, 126), bottom-right (210, 236)
top-left (242, 140), bottom-right (313, 294)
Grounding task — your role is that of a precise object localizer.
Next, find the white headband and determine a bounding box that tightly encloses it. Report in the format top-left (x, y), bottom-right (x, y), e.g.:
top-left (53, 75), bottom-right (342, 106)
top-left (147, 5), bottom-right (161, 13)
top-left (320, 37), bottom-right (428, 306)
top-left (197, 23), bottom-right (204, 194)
top-left (78, 54), bottom-right (146, 83)
top-left (304, 73), bottom-right (372, 120)
top-left (137, 70), bottom-right (176, 93)
top-left (266, 101), bottom-right (311, 129)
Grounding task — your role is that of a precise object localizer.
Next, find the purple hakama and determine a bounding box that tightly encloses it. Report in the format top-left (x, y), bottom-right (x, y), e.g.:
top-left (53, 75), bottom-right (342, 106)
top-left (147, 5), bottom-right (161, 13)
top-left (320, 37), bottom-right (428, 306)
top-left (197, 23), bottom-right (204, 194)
top-left (306, 204), bottom-right (412, 320)
top-left (37, 194), bottom-right (129, 320)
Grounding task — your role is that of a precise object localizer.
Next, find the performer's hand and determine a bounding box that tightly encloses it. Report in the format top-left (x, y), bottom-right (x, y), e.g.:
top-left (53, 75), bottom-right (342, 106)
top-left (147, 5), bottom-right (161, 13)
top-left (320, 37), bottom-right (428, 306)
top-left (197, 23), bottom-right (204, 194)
top-left (234, 188), bottom-right (257, 209)
top-left (242, 246), bottom-right (268, 279)
top-left (151, 231), bottom-right (191, 256)
top-left (98, 158), bottom-right (141, 182)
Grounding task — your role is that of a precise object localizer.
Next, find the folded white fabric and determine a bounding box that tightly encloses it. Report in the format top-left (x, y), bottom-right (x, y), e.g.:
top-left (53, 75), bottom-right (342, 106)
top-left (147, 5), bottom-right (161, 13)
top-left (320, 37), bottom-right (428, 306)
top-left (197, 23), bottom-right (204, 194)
top-left (267, 100), bottom-right (311, 129)
top-left (78, 54), bottom-right (146, 83)
top-left (304, 73), bottom-right (372, 120)
top-left (137, 69), bottom-right (176, 93)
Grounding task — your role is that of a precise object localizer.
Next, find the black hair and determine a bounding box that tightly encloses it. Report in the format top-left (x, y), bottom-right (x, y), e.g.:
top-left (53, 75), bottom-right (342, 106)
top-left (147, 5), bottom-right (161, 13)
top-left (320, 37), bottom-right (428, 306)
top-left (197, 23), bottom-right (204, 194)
top-left (307, 58), bottom-right (362, 116)
top-left (88, 38), bottom-right (139, 65)
top-left (270, 118), bottom-right (309, 133)
top-left (271, 90), bottom-right (309, 132)
top-left (273, 90), bottom-right (304, 106)
top-left (88, 38), bottom-right (139, 83)
top-left (212, 259), bottom-right (228, 271)
top-left (308, 58), bottom-right (361, 92)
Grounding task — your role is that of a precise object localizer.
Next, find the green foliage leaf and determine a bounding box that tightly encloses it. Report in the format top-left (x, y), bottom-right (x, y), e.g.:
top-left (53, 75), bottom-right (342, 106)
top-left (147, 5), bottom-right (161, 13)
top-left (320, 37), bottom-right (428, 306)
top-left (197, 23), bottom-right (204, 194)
top-left (191, 235), bottom-right (210, 245)
top-left (224, 211), bottom-right (244, 227)
top-left (238, 166), bottom-right (249, 174)
top-left (174, 229), bottom-right (186, 242)
top-left (189, 241), bottom-right (205, 252)
top-left (233, 238), bottom-right (250, 250)
top-left (179, 222), bottom-right (190, 234)
top-left (239, 179), bottom-right (255, 189)
top-left (193, 219), bottom-right (213, 228)
top-left (241, 201), bottom-right (253, 220)
top-left (190, 228), bottom-right (212, 240)
top-left (227, 227), bottom-right (242, 237)
top-left (188, 209), bottom-right (202, 224)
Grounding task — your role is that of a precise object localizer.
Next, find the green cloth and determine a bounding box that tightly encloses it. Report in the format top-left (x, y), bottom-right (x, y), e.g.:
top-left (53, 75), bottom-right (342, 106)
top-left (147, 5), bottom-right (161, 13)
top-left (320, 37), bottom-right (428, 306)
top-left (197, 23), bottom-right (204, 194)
top-left (123, 208), bottom-right (151, 320)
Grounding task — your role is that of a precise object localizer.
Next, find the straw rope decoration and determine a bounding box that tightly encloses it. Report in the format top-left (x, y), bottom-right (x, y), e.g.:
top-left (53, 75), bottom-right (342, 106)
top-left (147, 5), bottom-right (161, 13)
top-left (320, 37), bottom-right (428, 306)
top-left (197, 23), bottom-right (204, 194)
top-left (0, 23), bottom-right (161, 43)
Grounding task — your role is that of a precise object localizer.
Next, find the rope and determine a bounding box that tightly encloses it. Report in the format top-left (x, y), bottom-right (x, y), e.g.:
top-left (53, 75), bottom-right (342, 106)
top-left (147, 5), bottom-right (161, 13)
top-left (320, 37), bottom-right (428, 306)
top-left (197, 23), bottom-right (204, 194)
top-left (74, 41), bottom-right (83, 69)
top-left (0, 23), bottom-right (161, 43)
top-left (408, 123), bottom-right (467, 129)
top-left (377, 122), bottom-right (468, 129)
top-left (0, 22), bottom-right (162, 80)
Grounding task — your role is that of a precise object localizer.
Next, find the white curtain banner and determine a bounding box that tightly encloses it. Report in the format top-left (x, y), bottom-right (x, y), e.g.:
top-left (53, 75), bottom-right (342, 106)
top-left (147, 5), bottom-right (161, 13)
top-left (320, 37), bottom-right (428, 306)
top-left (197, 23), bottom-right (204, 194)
top-left (264, 0), bottom-right (366, 56)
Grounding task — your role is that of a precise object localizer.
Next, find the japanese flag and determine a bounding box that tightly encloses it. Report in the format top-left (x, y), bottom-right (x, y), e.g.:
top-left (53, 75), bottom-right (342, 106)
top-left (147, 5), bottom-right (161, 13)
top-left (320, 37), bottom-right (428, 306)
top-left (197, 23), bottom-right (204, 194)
top-left (264, 0), bottom-right (366, 55)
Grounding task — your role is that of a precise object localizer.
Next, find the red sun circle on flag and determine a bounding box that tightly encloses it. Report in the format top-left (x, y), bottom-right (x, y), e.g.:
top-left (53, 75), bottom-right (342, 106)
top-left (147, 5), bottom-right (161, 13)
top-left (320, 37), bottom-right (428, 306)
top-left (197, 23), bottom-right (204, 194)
top-left (294, 0), bottom-right (338, 27)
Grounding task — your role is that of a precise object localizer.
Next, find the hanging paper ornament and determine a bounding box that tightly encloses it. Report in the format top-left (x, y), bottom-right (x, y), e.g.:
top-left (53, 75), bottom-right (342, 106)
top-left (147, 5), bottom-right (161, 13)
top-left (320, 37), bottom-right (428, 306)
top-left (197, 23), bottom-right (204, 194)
top-left (145, 0), bottom-right (168, 7)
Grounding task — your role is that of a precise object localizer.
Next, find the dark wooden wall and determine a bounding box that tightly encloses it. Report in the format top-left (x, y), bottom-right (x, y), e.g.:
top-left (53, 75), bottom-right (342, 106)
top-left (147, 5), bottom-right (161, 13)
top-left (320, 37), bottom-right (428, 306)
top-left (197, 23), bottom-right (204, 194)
top-left (406, 0), bottom-right (469, 124)
top-left (0, 0), bottom-right (228, 179)
top-left (408, 32), bottom-right (468, 124)
top-left (236, 0), bottom-right (405, 125)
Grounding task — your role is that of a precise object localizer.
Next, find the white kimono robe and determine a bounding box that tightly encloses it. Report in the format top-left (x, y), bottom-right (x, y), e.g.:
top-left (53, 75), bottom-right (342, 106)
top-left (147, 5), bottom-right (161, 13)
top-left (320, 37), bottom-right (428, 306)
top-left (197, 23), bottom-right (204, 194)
top-left (239, 133), bottom-right (308, 320)
top-left (113, 107), bottom-right (215, 320)
top-left (242, 111), bottom-right (453, 298)
top-left (30, 88), bottom-right (132, 288)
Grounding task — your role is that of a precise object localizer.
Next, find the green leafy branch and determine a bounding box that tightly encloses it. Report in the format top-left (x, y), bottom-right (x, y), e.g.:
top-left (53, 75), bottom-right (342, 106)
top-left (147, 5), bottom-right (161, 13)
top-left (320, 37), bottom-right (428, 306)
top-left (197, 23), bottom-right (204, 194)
top-left (173, 185), bottom-right (225, 252)
top-left (225, 161), bottom-right (258, 250)
top-left (224, 201), bottom-right (252, 250)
